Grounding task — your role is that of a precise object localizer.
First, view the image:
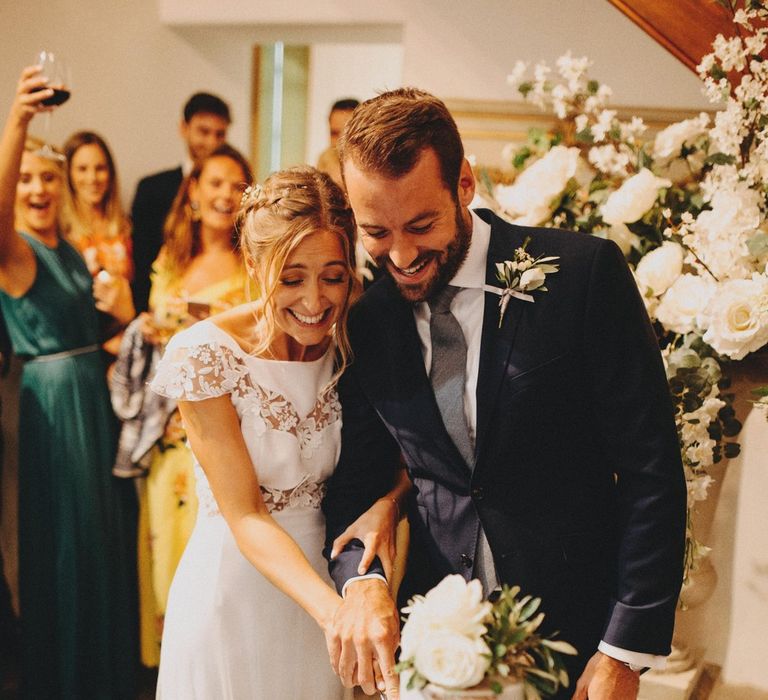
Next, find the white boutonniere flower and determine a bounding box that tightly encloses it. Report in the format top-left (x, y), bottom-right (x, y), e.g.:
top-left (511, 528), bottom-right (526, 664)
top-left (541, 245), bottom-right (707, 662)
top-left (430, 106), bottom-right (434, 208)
top-left (485, 237), bottom-right (560, 327)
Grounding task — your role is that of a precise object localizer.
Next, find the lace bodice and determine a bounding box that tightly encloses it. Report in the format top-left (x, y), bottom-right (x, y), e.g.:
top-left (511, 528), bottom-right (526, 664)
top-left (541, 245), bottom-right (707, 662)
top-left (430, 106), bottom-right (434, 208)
top-left (150, 320), bottom-right (340, 517)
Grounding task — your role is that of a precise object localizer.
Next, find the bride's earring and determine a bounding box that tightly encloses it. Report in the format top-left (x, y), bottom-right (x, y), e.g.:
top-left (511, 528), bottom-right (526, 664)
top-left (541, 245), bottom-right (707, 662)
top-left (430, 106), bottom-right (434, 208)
top-left (190, 201), bottom-right (201, 222)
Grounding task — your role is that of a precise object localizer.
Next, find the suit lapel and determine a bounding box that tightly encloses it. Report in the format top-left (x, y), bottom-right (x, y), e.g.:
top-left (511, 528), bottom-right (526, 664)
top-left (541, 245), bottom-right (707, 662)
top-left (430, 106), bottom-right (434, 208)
top-left (474, 211), bottom-right (527, 460)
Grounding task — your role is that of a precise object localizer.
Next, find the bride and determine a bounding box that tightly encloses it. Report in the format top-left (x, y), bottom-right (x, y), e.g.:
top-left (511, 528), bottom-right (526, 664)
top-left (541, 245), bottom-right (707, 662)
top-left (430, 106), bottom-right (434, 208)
top-left (150, 167), bottom-right (407, 698)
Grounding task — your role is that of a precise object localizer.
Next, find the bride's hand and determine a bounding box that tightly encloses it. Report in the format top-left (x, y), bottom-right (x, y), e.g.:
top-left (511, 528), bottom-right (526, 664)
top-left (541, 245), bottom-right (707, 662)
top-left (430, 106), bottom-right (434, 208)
top-left (331, 497), bottom-right (400, 582)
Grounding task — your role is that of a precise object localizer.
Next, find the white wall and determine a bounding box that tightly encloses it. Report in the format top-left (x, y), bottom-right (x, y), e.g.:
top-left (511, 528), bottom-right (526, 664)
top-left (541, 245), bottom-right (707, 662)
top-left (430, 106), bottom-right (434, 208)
top-left (160, 0), bottom-right (712, 111)
top-left (0, 0), bottom-right (712, 208)
top-left (306, 44), bottom-right (404, 166)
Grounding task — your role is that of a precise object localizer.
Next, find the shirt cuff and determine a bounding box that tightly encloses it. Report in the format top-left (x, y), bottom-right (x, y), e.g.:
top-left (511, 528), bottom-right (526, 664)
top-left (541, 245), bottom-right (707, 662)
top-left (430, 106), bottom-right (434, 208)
top-left (598, 641), bottom-right (667, 671)
top-left (341, 574), bottom-right (388, 598)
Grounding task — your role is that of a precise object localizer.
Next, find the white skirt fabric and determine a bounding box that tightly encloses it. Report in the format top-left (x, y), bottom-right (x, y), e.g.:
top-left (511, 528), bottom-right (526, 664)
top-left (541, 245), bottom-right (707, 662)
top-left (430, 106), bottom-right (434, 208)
top-left (156, 507), bottom-right (348, 700)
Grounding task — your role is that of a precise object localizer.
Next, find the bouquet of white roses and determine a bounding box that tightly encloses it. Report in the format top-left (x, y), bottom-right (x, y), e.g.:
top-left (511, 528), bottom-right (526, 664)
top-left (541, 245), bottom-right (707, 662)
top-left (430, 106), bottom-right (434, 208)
top-left (396, 575), bottom-right (576, 699)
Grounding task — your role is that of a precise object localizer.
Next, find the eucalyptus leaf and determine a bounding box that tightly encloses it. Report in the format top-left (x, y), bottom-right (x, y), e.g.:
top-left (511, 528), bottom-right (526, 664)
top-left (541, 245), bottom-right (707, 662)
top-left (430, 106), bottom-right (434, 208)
top-left (747, 232), bottom-right (768, 257)
top-left (540, 639), bottom-right (578, 655)
top-left (724, 442), bottom-right (741, 458)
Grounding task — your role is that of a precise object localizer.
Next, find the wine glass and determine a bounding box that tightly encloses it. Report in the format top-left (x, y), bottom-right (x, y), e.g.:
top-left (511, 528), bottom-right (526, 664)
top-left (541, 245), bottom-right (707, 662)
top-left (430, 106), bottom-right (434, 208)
top-left (33, 50), bottom-right (71, 162)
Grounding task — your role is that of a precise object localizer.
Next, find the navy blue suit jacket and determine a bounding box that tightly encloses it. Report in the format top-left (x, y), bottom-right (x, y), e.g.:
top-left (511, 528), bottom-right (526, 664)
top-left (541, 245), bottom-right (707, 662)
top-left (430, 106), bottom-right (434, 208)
top-left (323, 209), bottom-right (686, 680)
top-left (130, 166), bottom-right (183, 313)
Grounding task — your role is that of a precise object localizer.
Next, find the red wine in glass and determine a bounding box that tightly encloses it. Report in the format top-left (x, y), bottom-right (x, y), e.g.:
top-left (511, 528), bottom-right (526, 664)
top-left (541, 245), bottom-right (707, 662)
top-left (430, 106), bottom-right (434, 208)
top-left (31, 85), bottom-right (71, 106)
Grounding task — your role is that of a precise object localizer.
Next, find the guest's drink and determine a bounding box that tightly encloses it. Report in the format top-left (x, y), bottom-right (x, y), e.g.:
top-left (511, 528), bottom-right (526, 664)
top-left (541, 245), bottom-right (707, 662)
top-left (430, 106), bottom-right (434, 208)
top-left (31, 86), bottom-right (71, 106)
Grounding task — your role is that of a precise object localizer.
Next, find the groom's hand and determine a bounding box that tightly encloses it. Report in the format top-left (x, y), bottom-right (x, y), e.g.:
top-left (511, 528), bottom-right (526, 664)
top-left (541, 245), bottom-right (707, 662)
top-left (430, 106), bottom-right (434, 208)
top-left (329, 578), bottom-right (400, 698)
top-left (573, 651), bottom-right (640, 700)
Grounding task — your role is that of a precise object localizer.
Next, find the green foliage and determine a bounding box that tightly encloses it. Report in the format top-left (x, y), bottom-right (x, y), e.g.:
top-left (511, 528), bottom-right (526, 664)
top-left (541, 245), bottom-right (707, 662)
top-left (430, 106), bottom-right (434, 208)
top-left (704, 152), bottom-right (737, 166)
top-left (482, 585), bottom-right (576, 698)
top-left (747, 232), bottom-right (768, 257)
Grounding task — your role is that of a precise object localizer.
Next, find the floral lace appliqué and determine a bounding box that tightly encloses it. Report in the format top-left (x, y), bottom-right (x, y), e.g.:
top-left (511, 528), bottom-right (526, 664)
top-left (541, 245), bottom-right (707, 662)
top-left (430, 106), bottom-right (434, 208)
top-left (152, 341), bottom-right (341, 460)
top-left (260, 476), bottom-right (327, 513)
top-left (196, 471), bottom-right (326, 517)
top-left (153, 339), bottom-right (340, 518)
top-left (252, 383), bottom-right (340, 460)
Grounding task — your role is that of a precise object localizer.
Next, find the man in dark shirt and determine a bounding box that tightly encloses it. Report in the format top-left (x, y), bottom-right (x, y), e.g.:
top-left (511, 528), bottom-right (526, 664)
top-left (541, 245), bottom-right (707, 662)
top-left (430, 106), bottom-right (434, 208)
top-left (130, 92), bottom-right (231, 312)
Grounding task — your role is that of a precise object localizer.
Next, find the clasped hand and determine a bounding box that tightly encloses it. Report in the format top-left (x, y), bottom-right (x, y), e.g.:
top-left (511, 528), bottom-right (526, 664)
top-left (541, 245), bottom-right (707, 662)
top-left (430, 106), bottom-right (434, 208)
top-left (325, 578), bottom-right (400, 699)
top-left (326, 497), bottom-right (402, 697)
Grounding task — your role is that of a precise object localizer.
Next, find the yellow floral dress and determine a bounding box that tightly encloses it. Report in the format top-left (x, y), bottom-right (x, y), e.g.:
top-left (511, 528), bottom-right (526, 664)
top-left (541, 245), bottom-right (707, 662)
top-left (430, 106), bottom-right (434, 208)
top-left (139, 264), bottom-right (250, 666)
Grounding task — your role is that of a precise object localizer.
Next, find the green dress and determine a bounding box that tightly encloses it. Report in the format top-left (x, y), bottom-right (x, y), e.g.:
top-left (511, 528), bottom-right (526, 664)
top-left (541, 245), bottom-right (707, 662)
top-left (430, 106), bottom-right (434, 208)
top-left (0, 233), bottom-right (136, 699)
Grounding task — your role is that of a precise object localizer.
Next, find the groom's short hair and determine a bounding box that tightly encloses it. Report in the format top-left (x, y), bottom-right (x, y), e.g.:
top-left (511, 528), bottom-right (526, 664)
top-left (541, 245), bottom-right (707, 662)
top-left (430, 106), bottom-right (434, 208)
top-left (338, 88), bottom-right (464, 197)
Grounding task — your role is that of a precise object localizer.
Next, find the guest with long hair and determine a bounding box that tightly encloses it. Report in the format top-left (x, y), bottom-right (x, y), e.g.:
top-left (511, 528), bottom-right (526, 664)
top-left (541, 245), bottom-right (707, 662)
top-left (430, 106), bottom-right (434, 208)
top-left (136, 143), bottom-right (253, 666)
top-left (0, 65), bottom-right (137, 700)
top-left (63, 130), bottom-right (132, 359)
top-left (62, 130), bottom-right (132, 279)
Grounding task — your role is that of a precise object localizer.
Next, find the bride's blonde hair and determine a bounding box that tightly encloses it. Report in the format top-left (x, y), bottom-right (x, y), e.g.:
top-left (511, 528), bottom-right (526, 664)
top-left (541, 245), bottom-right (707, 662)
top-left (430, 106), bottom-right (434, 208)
top-left (238, 166), bottom-right (361, 380)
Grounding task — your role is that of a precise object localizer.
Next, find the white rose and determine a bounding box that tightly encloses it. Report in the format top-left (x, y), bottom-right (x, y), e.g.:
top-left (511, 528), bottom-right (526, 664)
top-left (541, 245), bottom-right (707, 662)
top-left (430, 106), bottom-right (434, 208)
top-left (702, 276), bottom-right (768, 360)
top-left (635, 242), bottom-right (684, 297)
top-left (601, 169), bottom-right (672, 225)
top-left (414, 631), bottom-right (491, 690)
top-left (632, 270), bottom-right (658, 317)
top-left (655, 273), bottom-right (716, 334)
top-left (652, 113), bottom-right (709, 161)
top-left (592, 223), bottom-right (640, 256)
top-left (687, 474), bottom-right (714, 508)
top-left (400, 575), bottom-right (490, 659)
top-left (519, 267), bottom-right (546, 291)
top-left (494, 146), bottom-right (581, 225)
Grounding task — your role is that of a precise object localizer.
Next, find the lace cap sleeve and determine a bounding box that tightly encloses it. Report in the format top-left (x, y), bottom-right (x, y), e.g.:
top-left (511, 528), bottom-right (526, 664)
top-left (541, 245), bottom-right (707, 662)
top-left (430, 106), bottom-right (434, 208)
top-left (149, 325), bottom-right (249, 401)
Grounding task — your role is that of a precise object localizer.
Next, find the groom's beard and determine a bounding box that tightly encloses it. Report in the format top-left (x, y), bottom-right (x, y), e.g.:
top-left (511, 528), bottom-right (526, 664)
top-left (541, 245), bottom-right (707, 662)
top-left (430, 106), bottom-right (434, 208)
top-left (376, 205), bottom-right (472, 304)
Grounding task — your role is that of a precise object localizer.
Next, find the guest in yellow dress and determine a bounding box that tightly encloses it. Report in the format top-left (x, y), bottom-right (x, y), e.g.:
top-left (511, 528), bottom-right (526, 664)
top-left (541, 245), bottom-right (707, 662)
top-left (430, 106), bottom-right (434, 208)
top-left (137, 143), bottom-right (252, 666)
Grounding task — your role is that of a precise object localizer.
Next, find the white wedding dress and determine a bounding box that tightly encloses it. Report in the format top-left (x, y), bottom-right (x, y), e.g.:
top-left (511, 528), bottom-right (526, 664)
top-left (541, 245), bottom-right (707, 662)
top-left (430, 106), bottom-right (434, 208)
top-left (150, 319), bottom-right (348, 699)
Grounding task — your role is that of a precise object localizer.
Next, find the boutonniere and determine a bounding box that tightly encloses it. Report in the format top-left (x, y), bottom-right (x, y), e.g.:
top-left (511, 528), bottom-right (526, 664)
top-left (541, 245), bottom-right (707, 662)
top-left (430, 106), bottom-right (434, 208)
top-left (484, 237), bottom-right (560, 328)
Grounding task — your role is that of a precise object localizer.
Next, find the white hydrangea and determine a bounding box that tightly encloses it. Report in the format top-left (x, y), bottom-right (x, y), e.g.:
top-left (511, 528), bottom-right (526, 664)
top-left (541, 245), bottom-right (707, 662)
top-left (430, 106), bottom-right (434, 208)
top-left (710, 100), bottom-right (746, 156)
top-left (588, 144), bottom-right (630, 177)
top-left (506, 60), bottom-right (528, 87)
top-left (555, 51), bottom-right (592, 92)
top-left (656, 273), bottom-right (716, 334)
top-left (620, 116), bottom-right (647, 144)
top-left (687, 185), bottom-right (761, 280)
top-left (591, 109), bottom-right (617, 142)
top-left (584, 84), bottom-right (613, 114)
top-left (687, 439), bottom-right (717, 469)
top-left (712, 34), bottom-right (746, 72)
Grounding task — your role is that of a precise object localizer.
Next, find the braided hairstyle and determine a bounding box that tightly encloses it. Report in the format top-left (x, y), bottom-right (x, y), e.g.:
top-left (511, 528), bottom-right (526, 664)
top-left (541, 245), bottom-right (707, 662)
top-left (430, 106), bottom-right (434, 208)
top-left (238, 166), bottom-right (361, 379)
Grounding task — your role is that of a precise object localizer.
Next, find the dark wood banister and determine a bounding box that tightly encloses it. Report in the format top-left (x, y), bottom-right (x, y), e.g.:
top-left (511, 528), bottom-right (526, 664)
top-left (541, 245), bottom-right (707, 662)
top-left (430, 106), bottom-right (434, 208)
top-left (606, 0), bottom-right (738, 73)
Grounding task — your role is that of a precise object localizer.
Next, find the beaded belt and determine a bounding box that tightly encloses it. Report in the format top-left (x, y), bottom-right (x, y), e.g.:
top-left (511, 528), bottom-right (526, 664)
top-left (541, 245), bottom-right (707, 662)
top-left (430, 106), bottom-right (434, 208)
top-left (28, 343), bottom-right (100, 364)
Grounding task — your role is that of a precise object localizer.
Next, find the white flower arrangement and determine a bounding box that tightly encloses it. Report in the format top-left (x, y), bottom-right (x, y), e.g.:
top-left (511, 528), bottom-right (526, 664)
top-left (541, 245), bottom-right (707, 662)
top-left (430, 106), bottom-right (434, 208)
top-left (397, 575), bottom-right (576, 698)
top-left (477, 1), bottom-right (768, 581)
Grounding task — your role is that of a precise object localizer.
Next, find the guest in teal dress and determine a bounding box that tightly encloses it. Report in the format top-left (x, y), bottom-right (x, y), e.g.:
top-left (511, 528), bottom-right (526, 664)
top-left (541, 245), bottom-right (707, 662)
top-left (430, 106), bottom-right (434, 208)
top-left (0, 66), bottom-right (138, 699)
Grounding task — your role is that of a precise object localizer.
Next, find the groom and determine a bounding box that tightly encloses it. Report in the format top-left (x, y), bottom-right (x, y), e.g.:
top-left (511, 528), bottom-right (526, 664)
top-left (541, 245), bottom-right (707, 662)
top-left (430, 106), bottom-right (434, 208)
top-left (323, 88), bottom-right (686, 700)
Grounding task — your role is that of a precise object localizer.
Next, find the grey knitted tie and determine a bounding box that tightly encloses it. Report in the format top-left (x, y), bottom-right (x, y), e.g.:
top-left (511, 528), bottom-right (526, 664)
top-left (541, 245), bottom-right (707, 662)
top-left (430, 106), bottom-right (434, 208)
top-left (428, 285), bottom-right (498, 594)
top-left (428, 285), bottom-right (474, 467)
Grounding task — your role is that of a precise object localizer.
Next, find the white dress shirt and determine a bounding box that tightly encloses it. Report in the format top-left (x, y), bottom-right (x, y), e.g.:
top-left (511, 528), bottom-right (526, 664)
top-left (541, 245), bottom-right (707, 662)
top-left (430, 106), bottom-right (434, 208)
top-left (347, 209), bottom-right (664, 671)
